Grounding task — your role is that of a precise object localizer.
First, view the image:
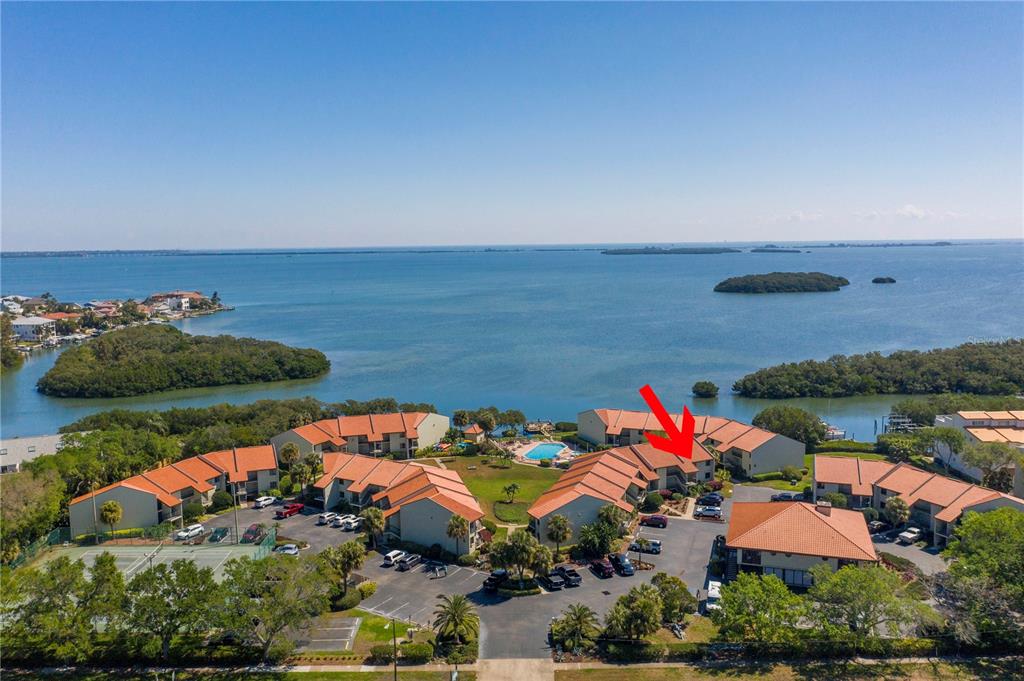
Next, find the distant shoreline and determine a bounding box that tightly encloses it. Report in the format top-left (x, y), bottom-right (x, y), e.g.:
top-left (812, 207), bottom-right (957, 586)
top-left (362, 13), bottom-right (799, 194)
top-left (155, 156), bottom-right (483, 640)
top-left (1, 239), bottom-right (1017, 259)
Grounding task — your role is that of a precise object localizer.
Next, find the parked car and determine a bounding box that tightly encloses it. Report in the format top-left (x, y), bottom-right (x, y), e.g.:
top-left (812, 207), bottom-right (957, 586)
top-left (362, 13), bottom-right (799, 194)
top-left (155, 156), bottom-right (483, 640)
top-left (175, 523), bottom-right (204, 540)
top-left (694, 505), bottom-right (723, 520)
top-left (608, 553), bottom-right (635, 576)
top-left (241, 523), bottom-right (264, 544)
top-left (342, 516), bottom-right (364, 531)
top-left (253, 496), bottom-right (276, 509)
top-left (898, 526), bottom-right (924, 544)
top-left (276, 502), bottom-right (304, 519)
top-left (589, 557), bottom-right (614, 578)
top-left (274, 543), bottom-right (299, 556)
top-left (382, 550), bottom-right (407, 567)
top-left (629, 538), bottom-right (662, 554)
top-left (483, 568), bottom-right (509, 591)
top-left (537, 572), bottom-right (566, 591)
top-left (553, 565), bottom-right (582, 586)
top-left (396, 554), bottom-right (422, 571)
top-left (331, 514), bottom-right (356, 528)
top-left (639, 514), bottom-right (668, 528)
top-left (317, 512), bottom-right (338, 525)
top-left (209, 527), bottom-right (229, 543)
top-left (867, 520), bottom-right (891, 534)
top-left (770, 492), bottom-right (799, 502)
top-left (697, 493), bottom-right (723, 507)
top-left (703, 580), bottom-right (723, 613)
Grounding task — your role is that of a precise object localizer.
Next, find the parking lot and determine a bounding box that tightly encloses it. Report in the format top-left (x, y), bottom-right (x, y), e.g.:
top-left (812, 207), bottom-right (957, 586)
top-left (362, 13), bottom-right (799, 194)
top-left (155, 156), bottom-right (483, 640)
top-left (203, 503), bottom-right (356, 553)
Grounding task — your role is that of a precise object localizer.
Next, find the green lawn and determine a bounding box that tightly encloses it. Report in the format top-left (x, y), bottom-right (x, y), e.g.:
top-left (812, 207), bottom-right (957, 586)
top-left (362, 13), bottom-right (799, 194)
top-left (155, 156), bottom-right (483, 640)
top-left (442, 455), bottom-right (561, 525)
top-left (741, 450), bottom-right (889, 492)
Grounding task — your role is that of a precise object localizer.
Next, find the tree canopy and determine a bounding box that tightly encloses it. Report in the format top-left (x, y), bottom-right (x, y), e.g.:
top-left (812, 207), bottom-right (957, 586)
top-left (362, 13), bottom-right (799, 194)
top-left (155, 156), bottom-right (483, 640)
top-left (733, 340), bottom-right (1024, 398)
top-left (714, 573), bottom-right (804, 643)
top-left (714, 271), bottom-right (850, 293)
top-left (752, 405), bottom-right (827, 449)
top-left (37, 325), bottom-right (330, 398)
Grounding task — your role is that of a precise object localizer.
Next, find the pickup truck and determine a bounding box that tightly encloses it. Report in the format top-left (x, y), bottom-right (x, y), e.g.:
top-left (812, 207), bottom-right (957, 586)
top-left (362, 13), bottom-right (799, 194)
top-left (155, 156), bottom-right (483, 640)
top-left (897, 527), bottom-right (923, 544)
top-left (483, 569), bottom-right (509, 592)
top-left (553, 565), bottom-right (582, 587)
top-left (276, 502), bottom-right (304, 519)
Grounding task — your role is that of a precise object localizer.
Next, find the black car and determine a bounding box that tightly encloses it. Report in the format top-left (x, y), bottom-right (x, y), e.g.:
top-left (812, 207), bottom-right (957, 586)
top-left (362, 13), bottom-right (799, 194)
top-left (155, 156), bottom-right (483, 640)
top-left (482, 568), bottom-right (509, 592)
top-left (209, 527), bottom-right (229, 543)
top-left (770, 492), bottom-right (805, 502)
top-left (590, 558), bottom-right (614, 578)
top-left (537, 573), bottom-right (566, 591)
top-left (697, 495), bottom-right (722, 507)
top-left (553, 565), bottom-right (582, 586)
top-left (608, 553), bottom-right (635, 576)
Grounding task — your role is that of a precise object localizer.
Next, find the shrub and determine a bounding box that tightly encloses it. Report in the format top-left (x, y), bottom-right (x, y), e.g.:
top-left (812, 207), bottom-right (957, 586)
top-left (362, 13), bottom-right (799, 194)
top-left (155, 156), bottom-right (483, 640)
top-left (369, 645), bottom-right (395, 663)
top-left (780, 465), bottom-right (803, 483)
top-left (603, 642), bottom-right (666, 662)
top-left (692, 381), bottom-right (719, 398)
top-left (266, 487), bottom-right (281, 498)
top-left (399, 642), bottom-right (434, 664)
top-left (671, 492), bottom-right (686, 501)
top-left (278, 474), bottom-right (293, 495)
top-left (555, 422), bottom-right (577, 432)
top-left (456, 552), bottom-right (478, 567)
top-left (357, 581), bottom-right (377, 599)
top-left (333, 590), bottom-right (361, 611)
top-left (209, 490), bottom-right (234, 512)
top-left (481, 518), bottom-right (498, 535)
top-left (706, 479), bottom-right (724, 491)
top-left (497, 584), bottom-right (541, 597)
top-left (750, 471), bottom-right (784, 482)
top-left (862, 507), bottom-right (880, 522)
top-left (444, 643), bottom-right (478, 664)
top-left (183, 502), bottom-right (204, 523)
top-left (641, 492), bottom-right (664, 512)
top-left (539, 458), bottom-right (553, 467)
top-left (812, 440), bottom-right (876, 453)
top-left (821, 492), bottom-right (848, 509)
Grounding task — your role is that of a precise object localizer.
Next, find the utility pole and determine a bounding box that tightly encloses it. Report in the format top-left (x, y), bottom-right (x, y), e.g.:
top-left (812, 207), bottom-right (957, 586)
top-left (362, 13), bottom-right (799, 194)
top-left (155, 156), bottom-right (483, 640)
top-left (232, 446), bottom-right (240, 543)
top-left (91, 482), bottom-right (99, 545)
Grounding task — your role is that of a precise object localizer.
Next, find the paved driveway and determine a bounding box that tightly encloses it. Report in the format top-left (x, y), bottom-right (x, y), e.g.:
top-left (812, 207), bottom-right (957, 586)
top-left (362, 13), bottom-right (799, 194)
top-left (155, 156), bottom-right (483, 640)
top-left (871, 534), bottom-right (948, 575)
top-left (203, 503), bottom-right (355, 553)
top-left (295, 614), bottom-right (361, 651)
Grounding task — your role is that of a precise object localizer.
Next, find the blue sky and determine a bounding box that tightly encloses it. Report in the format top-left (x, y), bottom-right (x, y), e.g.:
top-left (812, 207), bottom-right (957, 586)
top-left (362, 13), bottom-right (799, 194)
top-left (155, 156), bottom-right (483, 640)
top-left (2, 2), bottom-right (1021, 250)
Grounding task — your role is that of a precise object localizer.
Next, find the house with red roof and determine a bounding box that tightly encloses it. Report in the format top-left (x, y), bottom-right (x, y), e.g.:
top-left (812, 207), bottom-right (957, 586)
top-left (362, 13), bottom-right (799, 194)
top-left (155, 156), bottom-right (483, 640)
top-left (271, 412), bottom-right (450, 460)
top-left (727, 501), bottom-right (879, 588)
top-left (578, 408), bottom-right (804, 476)
top-left (67, 445), bottom-right (278, 538)
top-left (527, 441), bottom-right (715, 546)
top-left (313, 452), bottom-right (485, 555)
top-left (933, 410), bottom-right (1024, 484)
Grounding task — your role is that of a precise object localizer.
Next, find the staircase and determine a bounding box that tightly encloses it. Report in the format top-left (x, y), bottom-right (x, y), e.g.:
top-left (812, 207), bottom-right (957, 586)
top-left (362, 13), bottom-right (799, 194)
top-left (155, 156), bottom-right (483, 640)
top-left (725, 548), bottom-right (739, 581)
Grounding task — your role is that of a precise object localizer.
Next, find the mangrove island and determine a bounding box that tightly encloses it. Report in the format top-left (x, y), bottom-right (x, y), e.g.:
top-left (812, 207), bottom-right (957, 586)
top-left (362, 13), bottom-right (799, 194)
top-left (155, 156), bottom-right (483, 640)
top-left (713, 271), bottom-right (850, 293)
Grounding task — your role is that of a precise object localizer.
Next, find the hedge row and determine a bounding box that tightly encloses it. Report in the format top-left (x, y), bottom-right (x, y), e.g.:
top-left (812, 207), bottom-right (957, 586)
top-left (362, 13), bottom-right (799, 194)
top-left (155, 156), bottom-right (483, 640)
top-left (811, 440), bottom-right (877, 453)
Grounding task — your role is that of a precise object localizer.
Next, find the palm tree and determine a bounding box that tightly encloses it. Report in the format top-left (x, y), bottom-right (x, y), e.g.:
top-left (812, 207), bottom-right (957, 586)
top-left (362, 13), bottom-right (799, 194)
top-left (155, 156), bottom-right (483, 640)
top-left (503, 482), bottom-right (521, 504)
top-left (633, 537), bottom-right (650, 565)
top-left (278, 442), bottom-right (301, 470)
top-left (446, 515), bottom-right (470, 557)
top-left (546, 514), bottom-right (572, 559)
top-left (99, 500), bottom-right (123, 538)
top-left (432, 594), bottom-right (480, 644)
top-left (554, 603), bottom-right (600, 651)
top-left (360, 507), bottom-right (385, 548)
top-left (320, 540), bottom-right (366, 594)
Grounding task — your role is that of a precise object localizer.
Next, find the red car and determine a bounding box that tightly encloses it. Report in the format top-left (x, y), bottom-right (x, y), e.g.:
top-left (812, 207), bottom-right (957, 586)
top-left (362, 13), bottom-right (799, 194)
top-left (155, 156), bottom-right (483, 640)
top-left (640, 514), bottom-right (668, 528)
top-left (589, 557), bottom-right (614, 578)
top-left (275, 502), bottom-right (304, 519)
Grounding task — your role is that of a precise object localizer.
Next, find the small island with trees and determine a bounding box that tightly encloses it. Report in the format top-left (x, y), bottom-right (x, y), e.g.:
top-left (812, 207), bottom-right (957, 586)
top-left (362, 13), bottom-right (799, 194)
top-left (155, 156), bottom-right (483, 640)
top-left (602, 246), bottom-right (742, 255)
top-left (692, 380), bottom-right (719, 398)
top-left (713, 272), bottom-right (850, 293)
top-left (872, 277), bottom-right (897, 284)
top-left (36, 325), bottom-right (330, 398)
top-left (732, 339), bottom-right (1024, 398)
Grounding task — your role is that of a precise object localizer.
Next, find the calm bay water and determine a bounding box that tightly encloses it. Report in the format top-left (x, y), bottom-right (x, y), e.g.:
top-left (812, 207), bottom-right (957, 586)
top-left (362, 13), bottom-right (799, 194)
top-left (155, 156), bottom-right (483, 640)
top-left (2, 242), bottom-right (1022, 439)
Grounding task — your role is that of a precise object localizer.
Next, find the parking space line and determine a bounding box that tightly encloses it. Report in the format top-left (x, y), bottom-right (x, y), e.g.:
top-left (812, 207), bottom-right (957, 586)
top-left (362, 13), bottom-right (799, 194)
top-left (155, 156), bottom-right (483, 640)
top-left (386, 601), bottom-right (410, 617)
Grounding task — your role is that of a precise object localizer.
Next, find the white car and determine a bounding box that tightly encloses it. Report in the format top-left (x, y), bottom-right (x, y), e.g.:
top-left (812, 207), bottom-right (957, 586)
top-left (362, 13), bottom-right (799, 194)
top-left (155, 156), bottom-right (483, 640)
top-left (317, 512), bottom-right (338, 525)
top-left (897, 527), bottom-right (923, 544)
top-left (176, 523), bottom-right (205, 540)
top-left (382, 550), bottom-right (407, 567)
top-left (253, 496), bottom-right (275, 509)
top-left (275, 544), bottom-right (299, 556)
top-left (342, 516), bottom-right (364, 531)
top-left (331, 514), bottom-right (356, 528)
top-left (704, 580), bottom-right (722, 612)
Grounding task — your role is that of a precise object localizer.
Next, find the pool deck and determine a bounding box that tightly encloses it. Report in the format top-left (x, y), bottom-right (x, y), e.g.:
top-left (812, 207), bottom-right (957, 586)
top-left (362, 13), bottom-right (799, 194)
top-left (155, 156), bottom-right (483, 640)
top-left (514, 440), bottom-right (574, 465)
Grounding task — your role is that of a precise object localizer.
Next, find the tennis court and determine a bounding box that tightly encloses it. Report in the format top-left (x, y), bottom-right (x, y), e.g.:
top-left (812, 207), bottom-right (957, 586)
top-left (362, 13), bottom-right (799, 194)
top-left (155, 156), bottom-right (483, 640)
top-left (40, 542), bottom-right (262, 582)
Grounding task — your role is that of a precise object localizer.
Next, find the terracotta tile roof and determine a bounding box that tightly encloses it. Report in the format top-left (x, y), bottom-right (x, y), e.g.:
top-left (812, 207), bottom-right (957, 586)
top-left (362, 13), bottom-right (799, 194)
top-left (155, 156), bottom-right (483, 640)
top-left (592, 409), bottom-right (784, 455)
top-left (296, 412), bottom-right (433, 444)
top-left (813, 456), bottom-right (896, 497)
top-left (966, 427), bottom-right (1024, 445)
top-left (463, 424), bottom-right (483, 435)
top-left (41, 312), bottom-right (82, 320)
top-left (372, 466), bottom-right (484, 522)
top-left (527, 441), bottom-right (710, 519)
top-left (727, 502), bottom-right (878, 562)
top-left (291, 422), bottom-right (346, 447)
top-left (70, 478), bottom-right (181, 509)
top-left (873, 461), bottom-right (1024, 524)
top-left (199, 445), bottom-right (278, 483)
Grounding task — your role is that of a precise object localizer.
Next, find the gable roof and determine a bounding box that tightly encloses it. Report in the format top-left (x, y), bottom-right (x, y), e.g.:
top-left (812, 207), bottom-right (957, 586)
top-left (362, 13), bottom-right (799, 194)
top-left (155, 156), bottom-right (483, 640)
top-left (199, 445), bottom-right (278, 483)
top-left (872, 461), bottom-right (1024, 524)
top-left (288, 412), bottom-right (434, 446)
top-left (726, 501), bottom-right (878, 562)
top-left (590, 408), bottom-right (786, 454)
top-left (813, 456), bottom-right (896, 497)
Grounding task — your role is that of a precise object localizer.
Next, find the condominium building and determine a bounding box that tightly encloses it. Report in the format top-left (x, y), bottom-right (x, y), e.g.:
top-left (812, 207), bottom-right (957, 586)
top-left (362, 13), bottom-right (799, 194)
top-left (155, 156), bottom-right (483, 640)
top-left (271, 412), bottom-right (450, 460)
top-left (933, 410), bottom-right (1024, 482)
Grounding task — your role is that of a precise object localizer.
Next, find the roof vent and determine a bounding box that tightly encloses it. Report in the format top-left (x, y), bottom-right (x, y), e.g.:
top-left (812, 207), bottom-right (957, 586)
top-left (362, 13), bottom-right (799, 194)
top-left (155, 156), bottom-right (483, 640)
top-left (815, 500), bottom-right (832, 516)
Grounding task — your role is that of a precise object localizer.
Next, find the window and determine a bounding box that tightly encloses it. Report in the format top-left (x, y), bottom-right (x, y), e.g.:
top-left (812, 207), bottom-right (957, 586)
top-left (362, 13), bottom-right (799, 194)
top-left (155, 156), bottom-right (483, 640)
top-left (816, 483), bottom-right (825, 489)
top-left (764, 566), bottom-right (813, 587)
top-left (742, 550), bottom-right (761, 565)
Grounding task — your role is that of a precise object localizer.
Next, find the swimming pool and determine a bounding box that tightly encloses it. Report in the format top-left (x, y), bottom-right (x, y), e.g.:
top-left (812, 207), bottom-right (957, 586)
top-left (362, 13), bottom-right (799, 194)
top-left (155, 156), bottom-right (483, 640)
top-left (525, 443), bottom-right (566, 460)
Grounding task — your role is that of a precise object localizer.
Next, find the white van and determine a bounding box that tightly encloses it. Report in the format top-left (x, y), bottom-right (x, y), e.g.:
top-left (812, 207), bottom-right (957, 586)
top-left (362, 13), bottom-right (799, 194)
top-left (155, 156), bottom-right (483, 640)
top-left (253, 496), bottom-right (275, 509)
top-left (318, 512), bottom-right (338, 525)
top-left (382, 550), bottom-right (407, 567)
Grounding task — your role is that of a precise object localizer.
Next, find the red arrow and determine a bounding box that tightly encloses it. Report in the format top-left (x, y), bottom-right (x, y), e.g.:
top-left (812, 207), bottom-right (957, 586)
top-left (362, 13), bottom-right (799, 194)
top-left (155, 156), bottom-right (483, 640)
top-left (639, 384), bottom-right (695, 460)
